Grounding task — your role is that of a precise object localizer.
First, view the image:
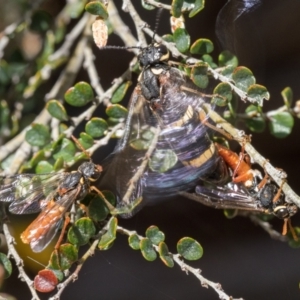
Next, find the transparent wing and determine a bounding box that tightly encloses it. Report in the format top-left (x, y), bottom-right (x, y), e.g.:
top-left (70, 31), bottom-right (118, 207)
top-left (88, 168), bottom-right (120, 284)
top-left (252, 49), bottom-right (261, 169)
top-left (100, 68), bottom-right (221, 216)
top-left (21, 186), bottom-right (80, 252)
top-left (0, 172), bottom-right (65, 214)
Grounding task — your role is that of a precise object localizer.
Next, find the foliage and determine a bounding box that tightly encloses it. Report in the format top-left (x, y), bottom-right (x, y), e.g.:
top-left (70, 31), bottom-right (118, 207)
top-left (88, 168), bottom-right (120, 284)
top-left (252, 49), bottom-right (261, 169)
top-left (0, 1), bottom-right (300, 299)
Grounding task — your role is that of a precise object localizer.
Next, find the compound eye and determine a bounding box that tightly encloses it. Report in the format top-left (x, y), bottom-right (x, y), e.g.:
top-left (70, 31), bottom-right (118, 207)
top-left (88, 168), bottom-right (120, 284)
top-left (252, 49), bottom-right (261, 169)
top-left (158, 44), bottom-right (168, 54)
top-left (274, 206), bottom-right (289, 219)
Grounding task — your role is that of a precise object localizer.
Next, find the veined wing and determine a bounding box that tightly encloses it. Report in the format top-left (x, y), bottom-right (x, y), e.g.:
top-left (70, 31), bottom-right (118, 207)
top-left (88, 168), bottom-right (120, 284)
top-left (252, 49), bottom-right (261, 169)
top-left (0, 172), bottom-right (65, 214)
top-left (20, 184), bottom-right (82, 252)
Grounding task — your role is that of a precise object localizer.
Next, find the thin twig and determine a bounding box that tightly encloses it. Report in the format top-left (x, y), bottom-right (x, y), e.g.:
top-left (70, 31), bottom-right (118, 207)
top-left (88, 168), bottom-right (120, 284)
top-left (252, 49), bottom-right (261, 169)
top-left (117, 225), bottom-right (242, 300)
top-left (203, 104), bottom-right (300, 208)
top-left (3, 224), bottom-right (40, 300)
top-left (122, 125), bottom-right (161, 205)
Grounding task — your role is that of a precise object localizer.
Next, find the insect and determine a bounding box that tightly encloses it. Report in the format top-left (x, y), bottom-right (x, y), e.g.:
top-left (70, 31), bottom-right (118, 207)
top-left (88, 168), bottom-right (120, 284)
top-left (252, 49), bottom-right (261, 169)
top-left (100, 41), bottom-right (298, 224)
top-left (0, 161), bottom-right (102, 252)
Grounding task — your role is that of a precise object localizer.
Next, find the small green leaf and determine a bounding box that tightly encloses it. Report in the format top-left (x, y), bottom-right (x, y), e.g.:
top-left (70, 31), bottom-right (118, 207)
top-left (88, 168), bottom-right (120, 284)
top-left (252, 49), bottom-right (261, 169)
top-left (46, 100), bottom-right (68, 121)
top-left (68, 217), bottom-right (96, 246)
top-left (128, 234), bottom-right (141, 250)
top-left (106, 104), bottom-right (128, 119)
top-left (49, 244), bottom-right (78, 271)
top-left (212, 83), bottom-right (232, 106)
top-left (220, 65), bottom-right (235, 79)
top-left (191, 63), bottom-right (209, 89)
top-left (98, 217), bottom-right (118, 250)
top-left (247, 84), bottom-right (270, 106)
top-left (111, 81), bottom-right (132, 103)
top-left (245, 105), bottom-right (266, 133)
top-left (162, 34), bottom-right (174, 43)
top-left (0, 253), bottom-right (12, 279)
top-left (173, 28), bottom-right (190, 53)
top-left (78, 132), bottom-right (94, 149)
top-left (201, 54), bottom-right (218, 68)
top-left (145, 226), bottom-right (165, 245)
top-left (58, 244), bottom-right (78, 270)
top-left (158, 242), bottom-right (174, 268)
top-left (85, 117), bottom-right (108, 138)
top-left (190, 39), bottom-right (213, 55)
top-left (219, 50), bottom-right (239, 68)
top-left (140, 238), bottom-right (157, 261)
top-left (35, 161), bottom-right (54, 174)
top-left (171, 0), bottom-right (184, 18)
top-left (53, 157), bottom-right (64, 171)
top-left (268, 112), bottom-right (294, 138)
top-left (64, 82), bottom-right (94, 107)
top-left (281, 87), bottom-right (293, 108)
top-left (232, 67), bottom-right (255, 92)
top-left (25, 124), bottom-right (50, 147)
top-left (149, 149), bottom-right (177, 173)
top-left (53, 138), bottom-right (76, 162)
top-left (29, 150), bottom-right (45, 167)
top-left (85, 1), bottom-right (108, 19)
top-left (88, 194), bottom-right (109, 222)
top-left (177, 237), bottom-right (203, 260)
top-left (187, 0), bottom-right (205, 17)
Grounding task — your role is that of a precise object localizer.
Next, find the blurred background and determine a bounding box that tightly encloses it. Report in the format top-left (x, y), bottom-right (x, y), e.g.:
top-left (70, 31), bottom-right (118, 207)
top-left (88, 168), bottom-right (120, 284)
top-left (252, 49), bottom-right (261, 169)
top-left (1, 0), bottom-right (300, 299)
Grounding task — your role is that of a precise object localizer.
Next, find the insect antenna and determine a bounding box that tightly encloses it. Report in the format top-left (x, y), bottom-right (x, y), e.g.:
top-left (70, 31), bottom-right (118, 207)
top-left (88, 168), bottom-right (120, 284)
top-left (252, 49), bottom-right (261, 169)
top-left (152, 8), bottom-right (164, 41)
top-left (71, 135), bottom-right (92, 160)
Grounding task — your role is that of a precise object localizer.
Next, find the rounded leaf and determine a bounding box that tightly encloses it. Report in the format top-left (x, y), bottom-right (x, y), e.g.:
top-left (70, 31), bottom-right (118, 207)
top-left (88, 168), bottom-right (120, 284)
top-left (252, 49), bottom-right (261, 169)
top-left (57, 244), bottom-right (78, 270)
top-left (245, 105), bottom-right (266, 133)
top-left (85, 1), bottom-right (108, 19)
top-left (140, 238), bottom-right (157, 261)
top-left (171, 0), bottom-right (184, 18)
top-left (111, 81), bottom-right (132, 103)
top-left (53, 157), bottom-right (64, 171)
top-left (177, 237), bottom-right (203, 260)
top-left (106, 104), bottom-right (128, 119)
top-left (191, 64), bottom-right (209, 89)
top-left (128, 234), bottom-right (141, 250)
top-left (190, 39), bottom-right (213, 55)
top-left (201, 54), bottom-right (218, 68)
top-left (0, 253), bottom-right (12, 279)
top-left (34, 269), bottom-right (58, 293)
top-left (78, 132), bottom-right (94, 149)
top-left (173, 28), bottom-right (190, 53)
top-left (53, 138), bottom-right (76, 162)
top-left (29, 150), bottom-right (46, 167)
top-left (25, 124), bottom-right (50, 147)
top-left (268, 112), bottom-right (294, 138)
top-left (88, 194), bottom-right (109, 222)
top-left (212, 82), bottom-right (232, 106)
top-left (158, 242), bottom-right (174, 268)
top-left (219, 50), bottom-right (238, 68)
top-left (232, 67), bottom-right (255, 92)
top-left (68, 217), bottom-right (96, 246)
top-left (188, 0), bottom-right (205, 17)
top-left (281, 87), bottom-right (293, 108)
top-left (46, 100), bottom-right (68, 121)
top-left (247, 84), bottom-right (270, 106)
top-left (85, 117), bottom-right (108, 138)
top-left (64, 82), bottom-right (94, 107)
top-left (223, 209), bottom-right (237, 219)
top-left (149, 149), bottom-right (178, 173)
top-left (35, 161), bottom-right (54, 174)
top-left (98, 217), bottom-right (118, 250)
top-left (145, 226), bottom-right (165, 245)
